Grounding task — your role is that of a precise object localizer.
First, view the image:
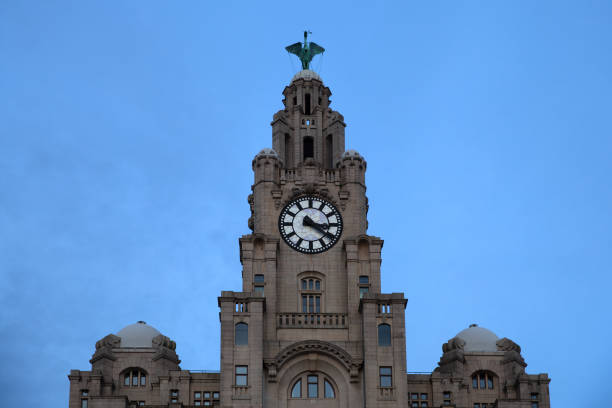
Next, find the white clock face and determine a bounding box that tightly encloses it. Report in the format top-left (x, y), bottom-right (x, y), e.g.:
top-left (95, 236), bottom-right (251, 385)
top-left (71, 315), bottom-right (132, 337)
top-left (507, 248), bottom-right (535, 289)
top-left (279, 195), bottom-right (343, 254)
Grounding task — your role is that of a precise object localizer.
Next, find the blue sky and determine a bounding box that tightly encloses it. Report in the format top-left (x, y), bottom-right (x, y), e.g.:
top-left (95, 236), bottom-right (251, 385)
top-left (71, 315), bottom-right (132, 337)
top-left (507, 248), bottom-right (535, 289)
top-left (1, 1), bottom-right (611, 406)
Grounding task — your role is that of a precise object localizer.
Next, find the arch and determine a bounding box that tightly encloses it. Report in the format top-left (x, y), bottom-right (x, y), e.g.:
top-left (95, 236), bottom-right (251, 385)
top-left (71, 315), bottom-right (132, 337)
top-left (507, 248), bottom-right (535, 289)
top-left (276, 353), bottom-right (350, 408)
top-left (120, 367), bottom-right (148, 387)
top-left (303, 136), bottom-right (314, 160)
top-left (471, 370), bottom-right (497, 390)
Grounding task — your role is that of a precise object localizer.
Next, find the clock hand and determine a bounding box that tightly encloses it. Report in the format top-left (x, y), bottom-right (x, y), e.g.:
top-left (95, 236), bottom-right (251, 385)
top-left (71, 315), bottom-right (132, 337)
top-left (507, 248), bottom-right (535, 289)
top-left (303, 216), bottom-right (333, 238)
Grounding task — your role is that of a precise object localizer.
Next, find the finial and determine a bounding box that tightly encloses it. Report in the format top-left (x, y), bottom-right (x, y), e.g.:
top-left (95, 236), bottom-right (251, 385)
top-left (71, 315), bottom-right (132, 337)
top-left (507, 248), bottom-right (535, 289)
top-left (285, 31), bottom-right (325, 70)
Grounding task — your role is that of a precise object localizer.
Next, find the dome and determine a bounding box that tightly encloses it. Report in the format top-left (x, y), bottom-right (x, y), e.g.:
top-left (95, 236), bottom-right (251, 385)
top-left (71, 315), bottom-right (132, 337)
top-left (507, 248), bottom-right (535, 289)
top-left (116, 321), bottom-right (161, 348)
top-left (340, 149), bottom-right (362, 159)
top-left (455, 324), bottom-right (499, 352)
top-left (255, 148), bottom-right (279, 158)
top-left (291, 69), bottom-right (322, 82)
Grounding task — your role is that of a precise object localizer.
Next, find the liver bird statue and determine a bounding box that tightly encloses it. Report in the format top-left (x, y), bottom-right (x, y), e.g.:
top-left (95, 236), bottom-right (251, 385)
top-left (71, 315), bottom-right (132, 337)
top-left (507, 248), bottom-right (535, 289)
top-left (285, 31), bottom-right (325, 70)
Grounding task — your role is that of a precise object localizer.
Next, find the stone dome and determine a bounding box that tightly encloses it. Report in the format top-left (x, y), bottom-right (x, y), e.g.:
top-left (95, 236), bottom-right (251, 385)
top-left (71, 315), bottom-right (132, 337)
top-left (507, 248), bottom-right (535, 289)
top-left (116, 321), bottom-right (161, 348)
top-left (455, 324), bottom-right (499, 352)
top-left (255, 148), bottom-right (279, 158)
top-left (340, 149), bottom-right (362, 159)
top-left (291, 69), bottom-right (322, 82)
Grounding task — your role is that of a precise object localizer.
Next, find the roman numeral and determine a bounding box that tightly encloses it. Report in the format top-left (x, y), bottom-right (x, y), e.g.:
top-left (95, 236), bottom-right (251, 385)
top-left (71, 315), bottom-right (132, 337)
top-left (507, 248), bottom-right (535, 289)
top-left (296, 201), bottom-right (303, 210)
top-left (286, 231), bottom-right (296, 238)
top-left (283, 222), bottom-right (293, 226)
top-left (318, 202), bottom-right (325, 210)
top-left (286, 210), bottom-right (295, 216)
top-left (328, 223), bottom-right (338, 227)
top-left (309, 241), bottom-right (313, 250)
top-left (296, 238), bottom-right (303, 247)
top-left (318, 239), bottom-right (326, 248)
top-left (308, 199), bottom-right (313, 208)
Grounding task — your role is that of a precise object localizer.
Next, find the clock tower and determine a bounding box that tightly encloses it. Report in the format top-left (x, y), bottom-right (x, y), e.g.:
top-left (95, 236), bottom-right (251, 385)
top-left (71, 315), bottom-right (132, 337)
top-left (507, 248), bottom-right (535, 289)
top-left (217, 65), bottom-right (409, 408)
top-left (66, 35), bottom-right (552, 408)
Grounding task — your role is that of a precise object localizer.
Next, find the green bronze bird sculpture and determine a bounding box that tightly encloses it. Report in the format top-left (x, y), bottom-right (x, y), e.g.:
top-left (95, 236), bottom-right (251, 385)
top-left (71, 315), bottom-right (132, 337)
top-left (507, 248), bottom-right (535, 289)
top-left (286, 31), bottom-right (325, 70)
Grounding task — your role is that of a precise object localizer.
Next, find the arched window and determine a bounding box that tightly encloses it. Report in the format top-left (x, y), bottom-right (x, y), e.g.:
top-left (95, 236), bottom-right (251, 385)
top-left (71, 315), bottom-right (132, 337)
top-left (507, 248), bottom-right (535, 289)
top-left (472, 371), bottom-right (495, 390)
top-left (378, 323), bottom-right (391, 346)
top-left (291, 379), bottom-right (302, 398)
top-left (235, 323), bottom-right (248, 345)
top-left (305, 93), bottom-right (311, 115)
top-left (284, 133), bottom-right (293, 168)
top-left (303, 136), bottom-right (314, 160)
top-left (289, 373), bottom-right (336, 400)
top-left (325, 134), bottom-right (333, 168)
top-left (123, 368), bottom-right (147, 387)
top-left (300, 277), bottom-right (321, 313)
top-left (324, 379), bottom-right (335, 398)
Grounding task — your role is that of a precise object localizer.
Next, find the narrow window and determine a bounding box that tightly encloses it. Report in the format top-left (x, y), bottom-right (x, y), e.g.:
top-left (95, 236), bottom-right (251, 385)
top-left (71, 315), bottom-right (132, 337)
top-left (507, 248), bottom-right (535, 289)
top-left (309, 295), bottom-right (314, 312)
top-left (480, 375), bottom-right (486, 389)
top-left (235, 322), bottom-right (248, 345)
top-left (124, 374), bottom-right (130, 386)
top-left (379, 366), bottom-right (392, 387)
top-left (235, 366), bottom-right (248, 386)
top-left (291, 380), bottom-right (302, 398)
top-left (315, 280), bottom-right (320, 290)
top-left (302, 295), bottom-right (307, 312)
top-left (378, 324), bottom-right (391, 346)
top-left (293, 96), bottom-right (297, 106)
top-left (303, 137), bottom-right (314, 159)
top-left (305, 93), bottom-right (311, 115)
top-left (140, 374), bottom-right (146, 386)
top-left (324, 380), bottom-right (335, 398)
top-left (284, 133), bottom-right (293, 168)
top-left (170, 390), bottom-right (178, 403)
top-left (315, 296), bottom-right (320, 313)
top-left (487, 375), bottom-right (494, 389)
top-left (307, 375), bottom-right (318, 398)
top-left (472, 375), bottom-right (478, 389)
top-left (132, 370), bottom-right (138, 386)
top-left (81, 400), bottom-right (88, 408)
top-left (326, 134), bottom-right (333, 168)
top-left (308, 279), bottom-right (313, 289)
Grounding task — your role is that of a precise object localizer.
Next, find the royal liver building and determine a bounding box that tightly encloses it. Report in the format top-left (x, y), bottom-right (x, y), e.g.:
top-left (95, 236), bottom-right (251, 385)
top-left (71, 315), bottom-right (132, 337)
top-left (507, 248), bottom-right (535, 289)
top-left (68, 35), bottom-right (551, 408)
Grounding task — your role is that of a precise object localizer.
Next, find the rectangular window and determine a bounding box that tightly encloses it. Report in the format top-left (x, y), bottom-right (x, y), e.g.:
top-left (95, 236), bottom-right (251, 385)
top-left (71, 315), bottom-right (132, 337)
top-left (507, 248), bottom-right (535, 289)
top-left (81, 390), bottom-right (88, 397)
top-left (307, 375), bottom-right (318, 398)
top-left (474, 404), bottom-right (480, 408)
top-left (359, 275), bottom-right (369, 284)
top-left (213, 392), bottom-right (219, 400)
top-left (412, 403), bottom-right (418, 408)
top-left (204, 392), bottom-right (210, 399)
top-left (421, 393), bottom-right (427, 400)
top-left (379, 366), bottom-right (392, 388)
top-left (421, 403), bottom-right (428, 408)
top-left (309, 295), bottom-right (314, 312)
top-left (480, 376), bottom-right (486, 389)
top-left (235, 365), bottom-right (248, 386)
top-left (315, 296), bottom-right (320, 313)
top-left (359, 287), bottom-right (369, 298)
top-left (138, 402), bottom-right (144, 407)
top-left (194, 392), bottom-right (201, 399)
top-left (302, 295), bottom-right (307, 312)
top-left (254, 274), bottom-right (264, 283)
top-left (411, 393), bottom-right (418, 400)
top-left (194, 402), bottom-right (201, 407)
top-left (81, 400), bottom-right (88, 408)
top-left (204, 402), bottom-right (211, 406)
top-left (254, 285), bottom-right (264, 296)
top-left (170, 389), bottom-right (178, 403)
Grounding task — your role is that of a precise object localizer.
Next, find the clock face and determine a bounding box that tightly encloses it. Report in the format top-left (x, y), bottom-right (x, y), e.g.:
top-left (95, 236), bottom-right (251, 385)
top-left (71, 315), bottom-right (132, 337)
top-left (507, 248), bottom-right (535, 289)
top-left (279, 195), bottom-right (343, 254)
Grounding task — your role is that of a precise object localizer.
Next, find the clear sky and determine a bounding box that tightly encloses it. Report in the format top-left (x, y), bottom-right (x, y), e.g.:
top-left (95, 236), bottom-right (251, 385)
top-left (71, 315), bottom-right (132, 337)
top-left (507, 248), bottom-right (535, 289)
top-left (1, 1), bottom-right (611, 407)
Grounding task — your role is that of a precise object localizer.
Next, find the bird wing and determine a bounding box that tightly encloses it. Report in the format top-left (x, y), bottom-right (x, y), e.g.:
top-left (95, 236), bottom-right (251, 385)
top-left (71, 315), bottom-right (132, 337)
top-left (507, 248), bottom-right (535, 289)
top-left (309, 42), bottom-right (325, 56)
top-left (285, 42), bottom-right (303, 55)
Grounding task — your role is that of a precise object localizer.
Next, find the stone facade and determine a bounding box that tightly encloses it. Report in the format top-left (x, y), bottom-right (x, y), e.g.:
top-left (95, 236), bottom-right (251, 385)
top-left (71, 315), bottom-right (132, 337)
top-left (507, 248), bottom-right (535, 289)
top-left (68, 69), bottom-right (551, 408)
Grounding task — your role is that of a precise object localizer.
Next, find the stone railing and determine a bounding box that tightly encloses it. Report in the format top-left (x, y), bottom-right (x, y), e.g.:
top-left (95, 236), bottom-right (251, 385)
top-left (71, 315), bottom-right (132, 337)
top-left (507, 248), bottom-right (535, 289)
top-left (277, 313), bottom-right (347, 329)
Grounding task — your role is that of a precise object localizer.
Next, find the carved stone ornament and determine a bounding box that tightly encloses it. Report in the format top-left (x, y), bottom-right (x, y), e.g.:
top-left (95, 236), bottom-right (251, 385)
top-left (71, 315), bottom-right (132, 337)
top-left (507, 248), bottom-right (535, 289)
top-left (90, 334), bottom-right (120, 364)
top-left (442, 336), bottom-right (466, 353)
top-left (269, 340), bottom-right (362, 383)
top-left (496, 337), bottom-right (521, 353)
